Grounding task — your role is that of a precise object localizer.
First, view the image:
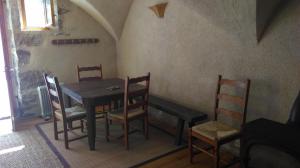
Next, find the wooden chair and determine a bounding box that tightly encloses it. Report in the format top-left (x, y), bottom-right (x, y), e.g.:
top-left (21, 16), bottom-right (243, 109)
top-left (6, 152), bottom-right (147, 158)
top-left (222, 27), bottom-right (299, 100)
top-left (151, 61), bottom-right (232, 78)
top-left (44, 73), bottom-right (87, 149)
top-left (77, 64), bottom-right (110, 118)
top-left (106, 72), bottom-right (150, 150)
top-left (77, 64), bottom-right (103, 82)
top-left (189, 75), bottom-right (250, 168)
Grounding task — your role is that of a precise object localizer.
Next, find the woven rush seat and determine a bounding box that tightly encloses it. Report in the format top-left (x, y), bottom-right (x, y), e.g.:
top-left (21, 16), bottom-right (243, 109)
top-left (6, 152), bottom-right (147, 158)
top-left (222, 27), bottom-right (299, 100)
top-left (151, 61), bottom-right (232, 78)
top-left (109, 108), bottom-right (145, 120)
top-left (95, 104), bottom-right (110, 115)
top-left (55, 106), bottom-right (86, 121)
top-left (192, 121), bottom-right (239, 140)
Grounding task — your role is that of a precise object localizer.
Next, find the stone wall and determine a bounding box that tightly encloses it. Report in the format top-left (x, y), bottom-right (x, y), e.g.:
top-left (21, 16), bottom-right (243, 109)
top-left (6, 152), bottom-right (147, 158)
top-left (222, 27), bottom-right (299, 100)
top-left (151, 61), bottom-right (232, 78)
top-left (118, 0), bottom-right (300, 123)
top-left (6, 0), bottom-right (117, 117)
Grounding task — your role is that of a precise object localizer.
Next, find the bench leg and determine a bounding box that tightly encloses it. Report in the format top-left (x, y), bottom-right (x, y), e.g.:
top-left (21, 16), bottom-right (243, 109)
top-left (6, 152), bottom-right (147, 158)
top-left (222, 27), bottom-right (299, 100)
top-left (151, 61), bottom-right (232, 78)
top-left (175, 118), bottom-right (185, 146)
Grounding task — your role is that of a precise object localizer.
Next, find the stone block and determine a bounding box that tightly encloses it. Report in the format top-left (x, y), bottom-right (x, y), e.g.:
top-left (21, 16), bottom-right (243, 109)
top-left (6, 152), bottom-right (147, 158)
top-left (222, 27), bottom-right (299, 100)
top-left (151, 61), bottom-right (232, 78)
top-left (19, 91), bottom-right (41, 117)
top-left (16, 49), bottom-right (30, 66)
top-left (19, 70), bottom-right (45, 91)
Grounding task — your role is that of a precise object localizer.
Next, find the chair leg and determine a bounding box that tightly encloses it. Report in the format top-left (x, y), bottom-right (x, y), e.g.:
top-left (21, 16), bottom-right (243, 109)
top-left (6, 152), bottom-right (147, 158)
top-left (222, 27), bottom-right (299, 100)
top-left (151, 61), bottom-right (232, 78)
top-left (80, 120), bottom-right (84, 133)
top-left (142, 119), bottom-right (145, 132)
top-left (144, 116), bottom-right (149, 140)
top-left (63, 122), bottom-right (69, 149)
top-left (124, 122), bottom-right (129, 150)
top-left (188, 129), bottom-right (193, 164)
top-left (121, 123), bottom-right (125, 131)
top-left (214, 144), bottom-right (220, 168)
top-left (108, 103), bottom-right (113, 125)
top-left (54, 118), bottom-right (58, 140)
top-left (67, 121), bottom-right (73, 130)
top-left (105, 114), bottom-right (110, 142)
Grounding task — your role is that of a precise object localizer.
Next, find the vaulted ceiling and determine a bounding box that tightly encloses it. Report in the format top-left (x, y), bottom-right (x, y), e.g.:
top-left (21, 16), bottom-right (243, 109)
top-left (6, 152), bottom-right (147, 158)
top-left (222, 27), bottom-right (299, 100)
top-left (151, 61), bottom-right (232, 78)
top-left (70, 0), bottom-right (133, 43)
top-left (256, 0), bottom-right (285, 42)
top-left (70, 0), bottom-right (285, 43)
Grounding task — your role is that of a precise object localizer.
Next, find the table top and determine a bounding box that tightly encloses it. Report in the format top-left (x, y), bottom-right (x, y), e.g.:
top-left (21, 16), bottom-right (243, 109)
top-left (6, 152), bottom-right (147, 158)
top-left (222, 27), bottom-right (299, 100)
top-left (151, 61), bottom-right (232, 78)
top-left (61, 78), bottom-right (144, 102)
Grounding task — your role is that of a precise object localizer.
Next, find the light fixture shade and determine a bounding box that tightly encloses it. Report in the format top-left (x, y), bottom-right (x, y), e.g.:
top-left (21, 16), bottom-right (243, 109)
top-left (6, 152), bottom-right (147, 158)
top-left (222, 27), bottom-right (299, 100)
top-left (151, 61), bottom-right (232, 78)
top-left (149, 3), bottom-right (168, 18)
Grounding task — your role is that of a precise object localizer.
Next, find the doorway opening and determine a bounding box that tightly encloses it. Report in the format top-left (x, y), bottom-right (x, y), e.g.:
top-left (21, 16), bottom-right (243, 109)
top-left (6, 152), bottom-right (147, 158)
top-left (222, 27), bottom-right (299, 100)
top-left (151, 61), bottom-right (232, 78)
top-left (0, 22), bottom-right (13, 136)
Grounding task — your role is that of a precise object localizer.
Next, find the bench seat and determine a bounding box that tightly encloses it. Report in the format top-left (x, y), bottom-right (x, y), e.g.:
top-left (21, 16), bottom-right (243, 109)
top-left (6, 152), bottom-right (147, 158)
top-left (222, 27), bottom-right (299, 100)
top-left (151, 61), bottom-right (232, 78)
top-left (149, 95), bottom-right (208, 145)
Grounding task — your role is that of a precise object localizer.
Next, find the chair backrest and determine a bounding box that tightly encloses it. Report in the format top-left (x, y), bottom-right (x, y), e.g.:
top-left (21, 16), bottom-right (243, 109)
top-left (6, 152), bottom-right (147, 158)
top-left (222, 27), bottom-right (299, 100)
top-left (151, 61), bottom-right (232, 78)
top-left (214, 75), bottom-right (251, 127)
top-left (77, 65), bottom-right (103, 82)
top-left (123, 72), bottom-right (150, 120)
top-left (43, 73), bottom-right (66, 120)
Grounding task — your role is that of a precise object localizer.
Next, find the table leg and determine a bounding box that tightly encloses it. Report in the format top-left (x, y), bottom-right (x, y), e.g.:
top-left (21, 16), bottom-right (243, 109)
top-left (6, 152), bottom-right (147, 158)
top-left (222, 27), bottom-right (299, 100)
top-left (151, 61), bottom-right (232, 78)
top-left (84, 99), bottom-right (96, 150)
top-left (112, 98), bottom-right (119, 110)
top-left (64, 95), bottom-right (74, 130)
top-left (63, 93), bottom-right (72, 108)
top-left (175, 118), bottom-right (185, 146)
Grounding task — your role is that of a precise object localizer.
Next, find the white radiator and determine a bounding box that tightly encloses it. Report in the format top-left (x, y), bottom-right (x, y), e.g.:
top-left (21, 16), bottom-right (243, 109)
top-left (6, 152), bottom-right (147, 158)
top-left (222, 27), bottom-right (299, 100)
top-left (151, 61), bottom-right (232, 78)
top-left (37, 85), bottom-right (52, 119)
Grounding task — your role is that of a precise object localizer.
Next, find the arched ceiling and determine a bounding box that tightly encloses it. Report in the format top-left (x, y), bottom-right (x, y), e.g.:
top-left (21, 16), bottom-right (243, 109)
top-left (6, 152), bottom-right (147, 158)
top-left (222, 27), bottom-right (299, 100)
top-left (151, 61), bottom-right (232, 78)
top-left (71, 0), bottom-right (285, 43)
top-left (70, 0), bottom-right (133, 43)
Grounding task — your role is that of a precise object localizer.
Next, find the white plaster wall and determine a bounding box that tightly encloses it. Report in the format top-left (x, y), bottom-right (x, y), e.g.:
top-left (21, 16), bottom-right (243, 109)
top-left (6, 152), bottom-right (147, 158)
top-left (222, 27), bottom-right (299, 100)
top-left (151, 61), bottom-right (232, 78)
top-left (118, 0), bottom-right (300, 123)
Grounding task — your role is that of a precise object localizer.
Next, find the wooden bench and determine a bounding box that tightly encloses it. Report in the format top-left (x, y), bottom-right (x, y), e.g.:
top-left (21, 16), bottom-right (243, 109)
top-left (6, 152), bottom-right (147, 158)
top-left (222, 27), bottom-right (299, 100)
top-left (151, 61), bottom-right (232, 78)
top-left (149, 95), bottom-right (208, 146)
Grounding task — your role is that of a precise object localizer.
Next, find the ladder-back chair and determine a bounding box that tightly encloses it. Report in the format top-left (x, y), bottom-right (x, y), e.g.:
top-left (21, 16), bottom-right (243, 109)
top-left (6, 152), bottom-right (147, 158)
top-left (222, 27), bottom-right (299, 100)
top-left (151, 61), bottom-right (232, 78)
top-left (77, 65), bottom-right (103, 82)
top-left (106, 72), bottom-right (150, 150)
top-left (189, 75), bottom-right (250, 168)
top-left (44, 73), bottom-right (87, 149)
top-left (77, 64), bottom-right (111, 118)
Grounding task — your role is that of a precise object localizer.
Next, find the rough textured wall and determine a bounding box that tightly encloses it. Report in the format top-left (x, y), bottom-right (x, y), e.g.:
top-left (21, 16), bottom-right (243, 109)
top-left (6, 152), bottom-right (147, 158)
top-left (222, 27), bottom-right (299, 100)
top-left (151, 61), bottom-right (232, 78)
top-left (8, 0), bottom-right (117, 117)
top-left (118, 0), bottom-right (300, 123)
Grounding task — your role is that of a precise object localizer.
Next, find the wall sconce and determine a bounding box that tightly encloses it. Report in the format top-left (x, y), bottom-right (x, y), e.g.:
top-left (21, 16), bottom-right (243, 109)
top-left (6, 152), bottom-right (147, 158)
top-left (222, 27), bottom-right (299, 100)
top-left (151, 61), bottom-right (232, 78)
top-left (149, 2), bottom-right (168, 18)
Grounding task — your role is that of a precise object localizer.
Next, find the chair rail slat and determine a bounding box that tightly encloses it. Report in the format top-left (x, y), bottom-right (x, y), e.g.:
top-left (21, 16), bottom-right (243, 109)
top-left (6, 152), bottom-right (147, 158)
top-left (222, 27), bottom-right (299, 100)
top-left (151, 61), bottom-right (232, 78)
top-left (217, 108), bottom-right (243, 121)
top-left (78, 66), bottom-right (101, 72)
top-left (49, 88), bottom-right (58, 97)
top-left (77, 65), bottom-right (103, 82)
top-left (46, 76), bottom-right (55, 84)
top-left (128, 75), bottom-right (150, 84)
top-left (220, 79), bottom-right (247, 88)
top-left (217, 93), bottom-right (244, 106)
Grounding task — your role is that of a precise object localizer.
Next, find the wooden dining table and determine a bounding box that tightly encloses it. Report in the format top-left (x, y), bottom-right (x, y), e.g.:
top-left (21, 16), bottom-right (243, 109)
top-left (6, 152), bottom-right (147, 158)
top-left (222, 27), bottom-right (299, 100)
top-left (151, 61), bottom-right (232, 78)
top-left (61, 78), bottom-right (144, 150)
